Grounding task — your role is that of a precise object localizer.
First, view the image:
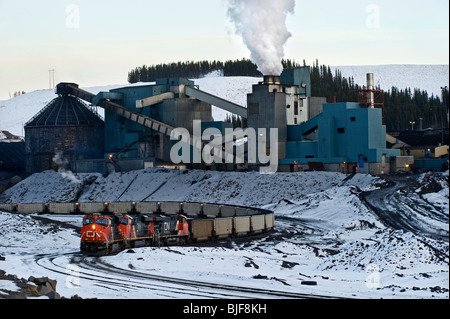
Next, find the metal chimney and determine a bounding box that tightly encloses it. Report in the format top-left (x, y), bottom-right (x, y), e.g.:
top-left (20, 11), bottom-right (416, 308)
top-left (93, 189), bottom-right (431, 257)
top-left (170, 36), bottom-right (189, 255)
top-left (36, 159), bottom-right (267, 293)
top-left (263, 75), bottom-right (281, 85)
top-left (367, 73), bottom-right (375, 109)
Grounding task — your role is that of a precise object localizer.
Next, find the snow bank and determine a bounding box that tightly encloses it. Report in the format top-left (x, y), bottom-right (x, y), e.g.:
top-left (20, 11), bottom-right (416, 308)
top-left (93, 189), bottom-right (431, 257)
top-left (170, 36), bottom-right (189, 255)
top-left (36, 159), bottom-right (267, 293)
top-left (0, 170), bottom-right (99, 204)
top-left (0, 212), bottom-right (79, 256)
top-left (416, 170), bottom-right (449, 216)
top-left (3, 168), bottom-right (348, 206)
top-left (319, 229), bottom-right (449, 272)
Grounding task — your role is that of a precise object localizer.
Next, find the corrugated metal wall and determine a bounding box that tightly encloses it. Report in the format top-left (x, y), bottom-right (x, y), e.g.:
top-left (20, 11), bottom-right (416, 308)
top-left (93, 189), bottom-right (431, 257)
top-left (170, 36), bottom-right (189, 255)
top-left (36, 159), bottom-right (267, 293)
top-left (25, 126), bottom-right (104, 173)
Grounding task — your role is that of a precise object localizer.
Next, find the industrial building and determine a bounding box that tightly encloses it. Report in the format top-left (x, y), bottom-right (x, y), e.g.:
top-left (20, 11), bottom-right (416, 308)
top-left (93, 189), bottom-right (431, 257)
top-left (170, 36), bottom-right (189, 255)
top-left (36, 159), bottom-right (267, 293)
top-left (24, 95), bottom-right (105, 173)
top-left (246, 69), bottom-right (399, 174)
top-left (101, 78), bottom-right (212, 165)
top-left (0, 131), bottom-right (25, 172)
top-left (396, 129), bottom-right (449, 171)
top-left (23, 66), bottom-right (404, 175)
top-left (280, 102), bottom-right (398, 174)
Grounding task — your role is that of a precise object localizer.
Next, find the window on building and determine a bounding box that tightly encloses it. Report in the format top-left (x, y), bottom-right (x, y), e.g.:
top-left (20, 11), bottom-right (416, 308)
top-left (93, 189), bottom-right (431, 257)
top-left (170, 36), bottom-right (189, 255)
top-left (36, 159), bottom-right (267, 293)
top-left (249, 103), bottom-right (260, 115)
top-left (294, 102), bottom-right (299, 115)
top-left (337, 128), bottom-right (345, 134)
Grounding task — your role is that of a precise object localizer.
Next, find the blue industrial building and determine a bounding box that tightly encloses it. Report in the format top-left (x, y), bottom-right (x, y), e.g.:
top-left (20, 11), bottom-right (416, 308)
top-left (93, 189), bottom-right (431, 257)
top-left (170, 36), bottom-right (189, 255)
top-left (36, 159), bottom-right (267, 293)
top-left (246, 69), bottom-right (400, 174)
top-left (93, 78), bottom-right (212, 164)
top-left (280, 102), bottom-right (400, 174)
top-left (56, 66), bottom-right (401, 175)
top-left (281, 66), bottom-right (311, 98)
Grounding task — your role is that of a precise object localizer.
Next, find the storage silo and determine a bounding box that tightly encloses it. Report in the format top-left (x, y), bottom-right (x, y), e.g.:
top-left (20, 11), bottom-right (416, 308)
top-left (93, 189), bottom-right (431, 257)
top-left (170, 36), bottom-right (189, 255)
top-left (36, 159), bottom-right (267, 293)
top-left (24, 94), bottom-right (105, 173)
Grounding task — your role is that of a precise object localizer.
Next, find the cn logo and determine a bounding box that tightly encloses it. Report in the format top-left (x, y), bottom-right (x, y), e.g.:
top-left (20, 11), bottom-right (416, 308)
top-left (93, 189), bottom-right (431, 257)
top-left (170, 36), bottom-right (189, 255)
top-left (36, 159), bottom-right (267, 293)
top-left (86, 231), bottom-right (96, 238)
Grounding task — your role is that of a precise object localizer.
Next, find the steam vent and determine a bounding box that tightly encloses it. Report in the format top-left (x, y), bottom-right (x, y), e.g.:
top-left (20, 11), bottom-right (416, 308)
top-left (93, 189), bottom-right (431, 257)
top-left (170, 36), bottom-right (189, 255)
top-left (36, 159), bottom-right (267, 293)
top-left (25, 94), bottom-right (105, 173)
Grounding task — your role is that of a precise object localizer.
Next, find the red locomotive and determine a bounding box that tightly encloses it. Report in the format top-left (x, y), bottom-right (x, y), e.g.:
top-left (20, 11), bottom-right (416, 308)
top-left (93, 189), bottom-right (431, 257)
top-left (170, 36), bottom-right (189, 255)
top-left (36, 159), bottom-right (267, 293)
top-left (79, 203), bottom-right (275, 256)
top-left (81, 213), bottom-right (190, 255)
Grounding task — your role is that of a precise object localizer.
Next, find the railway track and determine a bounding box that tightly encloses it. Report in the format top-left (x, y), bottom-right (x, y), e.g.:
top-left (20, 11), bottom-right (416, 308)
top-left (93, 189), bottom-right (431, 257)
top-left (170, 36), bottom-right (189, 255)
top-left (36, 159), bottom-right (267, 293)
top-left (35, 252), bottom-right (343, 299)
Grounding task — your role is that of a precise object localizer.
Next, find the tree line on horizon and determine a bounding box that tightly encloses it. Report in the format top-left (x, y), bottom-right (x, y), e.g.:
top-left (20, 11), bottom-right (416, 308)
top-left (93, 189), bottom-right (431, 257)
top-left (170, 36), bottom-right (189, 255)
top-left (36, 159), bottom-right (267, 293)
top-left (127, 59), bottom-right (449, 132)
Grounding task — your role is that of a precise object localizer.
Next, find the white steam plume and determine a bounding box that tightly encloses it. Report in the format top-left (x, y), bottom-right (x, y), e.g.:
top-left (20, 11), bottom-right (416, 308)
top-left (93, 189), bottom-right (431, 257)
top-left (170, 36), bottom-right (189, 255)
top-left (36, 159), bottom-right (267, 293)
top-left (227, 0), bottom-right (295, 76)
top-left (53, 151), bottom-right (81, 184)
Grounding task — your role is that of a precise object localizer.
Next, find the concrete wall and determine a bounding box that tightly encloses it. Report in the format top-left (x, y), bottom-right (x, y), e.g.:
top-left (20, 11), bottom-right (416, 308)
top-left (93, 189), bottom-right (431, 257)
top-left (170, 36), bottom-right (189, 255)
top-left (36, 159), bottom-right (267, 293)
top-left (160, 98), bottom-right (212, 163)
top-left (247, 84), bottom-right (288, 160)
top-left (308, 97), bottom-right (327, 119)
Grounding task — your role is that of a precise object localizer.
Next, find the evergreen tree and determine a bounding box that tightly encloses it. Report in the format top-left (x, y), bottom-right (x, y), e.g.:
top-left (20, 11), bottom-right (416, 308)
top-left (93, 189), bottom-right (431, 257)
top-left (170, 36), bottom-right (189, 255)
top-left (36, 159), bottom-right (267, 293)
top-left (127, 59), bottom-right (448, 131)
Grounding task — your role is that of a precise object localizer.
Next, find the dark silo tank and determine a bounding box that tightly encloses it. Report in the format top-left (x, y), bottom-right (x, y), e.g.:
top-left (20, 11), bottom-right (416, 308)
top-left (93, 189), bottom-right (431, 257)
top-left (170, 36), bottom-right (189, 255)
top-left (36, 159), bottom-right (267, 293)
top-left (24, 94), bottom-right (105, 173)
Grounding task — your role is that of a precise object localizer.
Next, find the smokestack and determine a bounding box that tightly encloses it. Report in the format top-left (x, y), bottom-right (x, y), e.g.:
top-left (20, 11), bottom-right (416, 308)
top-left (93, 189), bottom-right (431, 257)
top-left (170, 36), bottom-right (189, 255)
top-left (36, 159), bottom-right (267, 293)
top-left (227, 0), bottom-right (295, 76)
top-left (367, 73), bottom-right (375, 109)
top-left (263, 75), bottom-right (281, 85)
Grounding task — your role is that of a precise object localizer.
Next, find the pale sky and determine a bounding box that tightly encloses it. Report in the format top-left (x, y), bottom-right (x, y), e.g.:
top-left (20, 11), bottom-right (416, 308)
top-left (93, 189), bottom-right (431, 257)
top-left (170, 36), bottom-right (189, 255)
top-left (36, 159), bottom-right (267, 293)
top-left (0, 0), bottom-right (448, 100)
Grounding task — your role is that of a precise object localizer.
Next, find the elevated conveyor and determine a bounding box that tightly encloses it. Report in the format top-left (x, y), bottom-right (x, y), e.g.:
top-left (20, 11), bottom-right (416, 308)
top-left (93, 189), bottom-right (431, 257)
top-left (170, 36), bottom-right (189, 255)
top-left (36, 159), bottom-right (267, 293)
top-left (135, 92), bottom-right (175, 108)
top-left (56, 83), bottom-right (201, 151)
top-left (135, 85), bottom-right (248, 118)
top-left (184, 86), bottom-right (248, 119)
top-left (386, 133), bottom-right (409, 149)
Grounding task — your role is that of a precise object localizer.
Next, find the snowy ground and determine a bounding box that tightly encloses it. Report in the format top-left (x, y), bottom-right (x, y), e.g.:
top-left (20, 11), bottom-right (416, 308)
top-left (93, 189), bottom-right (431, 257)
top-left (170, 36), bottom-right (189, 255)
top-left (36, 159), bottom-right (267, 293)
top-left (0, 169), bottom-right (448, 299)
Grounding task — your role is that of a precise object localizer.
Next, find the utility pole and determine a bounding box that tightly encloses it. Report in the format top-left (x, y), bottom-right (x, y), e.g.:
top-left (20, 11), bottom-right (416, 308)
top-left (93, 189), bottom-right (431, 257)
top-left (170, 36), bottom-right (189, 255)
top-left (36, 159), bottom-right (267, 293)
top-left (441, 86), bottom-right (449, 126)
top-left (49, 69), bottom-right (56, 89)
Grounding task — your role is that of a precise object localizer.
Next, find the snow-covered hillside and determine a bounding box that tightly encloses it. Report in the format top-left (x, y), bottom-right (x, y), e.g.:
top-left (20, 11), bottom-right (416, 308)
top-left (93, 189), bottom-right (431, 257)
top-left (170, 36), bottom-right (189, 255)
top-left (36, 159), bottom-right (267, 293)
top-left (1, 65), bottom-right (448, 137)
top-left (331, 65), bottom-right (449, 97)
top-left (0, 85), bottom-right (125, 138)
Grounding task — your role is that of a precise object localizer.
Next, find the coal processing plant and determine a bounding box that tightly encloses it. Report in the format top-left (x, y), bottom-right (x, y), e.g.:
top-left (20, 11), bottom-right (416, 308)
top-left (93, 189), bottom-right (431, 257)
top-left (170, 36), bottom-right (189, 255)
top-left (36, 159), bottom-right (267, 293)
top-left (22, 66), bottom-right (409, 175)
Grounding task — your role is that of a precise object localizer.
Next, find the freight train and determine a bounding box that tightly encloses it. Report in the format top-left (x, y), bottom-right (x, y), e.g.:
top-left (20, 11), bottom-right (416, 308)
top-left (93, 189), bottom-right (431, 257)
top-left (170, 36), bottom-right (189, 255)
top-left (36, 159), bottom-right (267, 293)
top-left (81, 213), bottom-right (191, 255)
top-left (0, 201), bottom-right (275, 256)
